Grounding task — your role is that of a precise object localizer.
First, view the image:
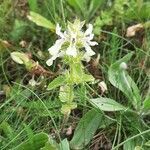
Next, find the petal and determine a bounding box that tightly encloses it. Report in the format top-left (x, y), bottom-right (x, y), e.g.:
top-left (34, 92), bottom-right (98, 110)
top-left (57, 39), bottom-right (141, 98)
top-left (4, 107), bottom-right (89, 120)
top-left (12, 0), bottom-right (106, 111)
top-left (59, 51), bottom-right (65, 57)
top-left (56, 24), bottom-right (64, 38)
top-left (85, 24), bottom-right (93, 36)
top-left (46, 58), bottom-right (54, 66)
top-left (66, 45), bottom-right (77, 57)
top-left (84, 42), bottom-right (95, 56)
top-left (88, 41), bottom-right (98, 46)
top-left (83, 52), bottom-right (91, 62)
top-left (88, 33), bottom-right (94, 40)
top-left (46, 54), bottom-right (59, 66)
top-left (48, 39), bottom-right (64, 55)
top-left (46, 51), bottom-right (65, 66)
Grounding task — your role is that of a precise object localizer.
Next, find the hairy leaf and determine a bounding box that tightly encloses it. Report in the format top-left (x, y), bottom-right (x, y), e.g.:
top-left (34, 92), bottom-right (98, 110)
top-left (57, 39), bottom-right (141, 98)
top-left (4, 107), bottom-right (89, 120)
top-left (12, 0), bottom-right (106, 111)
top-left (90, 98), bottom-right (126, 111)
top-left (28, 11), bottom-right (55, 30)
top-left (70, 109), bottom-right (103, 149)
top-left (47, 75), bottom-right (66, 90)
top-left (108, 52), bottom-right (141, 110)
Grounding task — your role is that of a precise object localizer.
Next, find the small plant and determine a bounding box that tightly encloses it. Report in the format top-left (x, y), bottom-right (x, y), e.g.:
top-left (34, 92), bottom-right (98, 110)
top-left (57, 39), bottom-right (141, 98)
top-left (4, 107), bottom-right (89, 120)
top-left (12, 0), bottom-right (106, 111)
top-left (46, 19), bottom-right (98, 115)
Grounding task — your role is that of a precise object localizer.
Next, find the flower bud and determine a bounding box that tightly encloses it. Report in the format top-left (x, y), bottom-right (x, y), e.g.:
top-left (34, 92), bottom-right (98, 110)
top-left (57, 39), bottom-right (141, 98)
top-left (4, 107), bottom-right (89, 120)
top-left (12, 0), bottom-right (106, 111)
top-left (120, 62), bottom-right (127, 70)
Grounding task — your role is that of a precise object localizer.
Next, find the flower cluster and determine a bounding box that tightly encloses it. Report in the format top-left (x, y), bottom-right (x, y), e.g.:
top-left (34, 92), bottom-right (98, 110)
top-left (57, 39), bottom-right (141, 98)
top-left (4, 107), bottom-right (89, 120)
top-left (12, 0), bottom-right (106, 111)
top-left (46, 20), bottom-right (98, 66)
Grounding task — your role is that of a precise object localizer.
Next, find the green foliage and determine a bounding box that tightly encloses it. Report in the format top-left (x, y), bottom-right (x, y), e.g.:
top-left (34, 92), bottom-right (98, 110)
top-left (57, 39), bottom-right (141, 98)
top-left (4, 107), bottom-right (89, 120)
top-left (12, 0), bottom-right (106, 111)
top-left (47, 53), bottom-right (95, 114)
top-left (14, 132), bottom-right (57, 150)
top-left (66, 62), bottom-right (94, 84)
top-left (27, 0), bottom-right (38, 12)
top-left (59, 139), bottom-right (70, 150)
top-left (67, 0), bottom-right (105, 20)
top-left (108, 52), bottom-right (141, 110)
top-left (47, 75), bottom-right (66, 90)
top-left (88, 0), bottom-right (105, 19)
top-left (61, 102), bottom-right (77, 115)
top-left (143, 97), bottom-right (150, 111)
top-left (94, 0), bottom-right (150, 35)
top-left (67, 0), bottom-right (85, 17)
top-left (125, 1), bottom-right (150, 20)
top-left (0, 121), bottom-right (15, 140)
top-left (123, 138), bottom-right (142, 150)
top-left (90, 97), bottom-right (126, 111)
top-left (108, 28), bottom-right (121, 64)
top-left (28, 11), bottom-right (55, 30)
top-left (94, 11), bottom-right (112, 34)
top-left (59, 85), bottom-right (74, 103)
top-left (145, 140), bottom-right (150, 147)
top-left (11, 52), bottom-right (30, 65)
top-left (10, 20), bottom-right (28, 41)
top-left (70, 109), bottom-right (104, 149)
top-left (0, 0), bottom-right (12, 37)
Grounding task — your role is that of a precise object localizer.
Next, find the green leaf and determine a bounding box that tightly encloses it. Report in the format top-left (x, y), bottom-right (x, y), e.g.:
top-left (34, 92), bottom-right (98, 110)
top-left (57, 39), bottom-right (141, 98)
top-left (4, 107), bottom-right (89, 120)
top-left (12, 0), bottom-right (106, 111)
top-left (0, 121), bottom-right (15, 140)
top-left (125, 2), bottom-right (150, 20)
top-left (68, 62), bottom-right (94, 84)
top-left (24, 124), bottom-right (34, 140)
top-left (59, 139), bottom-right (70, 150)
top-left (59, 85), bottom-right (74, 103)
top-left (123, 139), bottom-right (136, 150)
top-left (90, 97), bottom-right (126, 111)
top-left (123, 138), bottom-right (144, 150)
top-left (47, 75), bottom-right (66, 90)
top-left (82, 74), bottom-right (95, 83)
top-left (134, 146), bottom-right (143, 150)
top-left (27, 0), bottom-right (38, 12)
top-left (88, 0), bottom-right (105, 19)
top-left (28, 11), bottom-right (55, 30)
top-left (67, 0), bottom-right (85, 16)
top-left (70, 109), bottom-right (103, 149)
top-left (145, 140), bottom-right (150, 147)
top-left (41, 141), bottom-right (58, 150)
top-left (11, 52), bottom-right (29, 64)
top-left (143, 97), bottom-right (150, 110)
top-left (61, 102), bottom-right (77, 115)
top-left (14, 132), bottom-right (49, 150)
top-left (41, 137), bottom-right (58, 150)
top-left (108, 52), bottom-right (141, 110)
top-left (10, 19), bottom-right (28, 41)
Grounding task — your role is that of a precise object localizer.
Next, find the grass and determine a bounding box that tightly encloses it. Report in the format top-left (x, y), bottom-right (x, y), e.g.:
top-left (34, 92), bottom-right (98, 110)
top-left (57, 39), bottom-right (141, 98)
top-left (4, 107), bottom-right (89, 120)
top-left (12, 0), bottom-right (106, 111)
top-left (0, 0), bottom-right (150, 150)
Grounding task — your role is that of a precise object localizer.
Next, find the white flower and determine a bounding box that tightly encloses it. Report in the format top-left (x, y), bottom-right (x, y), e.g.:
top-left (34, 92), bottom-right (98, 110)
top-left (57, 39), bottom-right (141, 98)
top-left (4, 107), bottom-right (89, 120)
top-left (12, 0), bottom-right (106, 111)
top-left (46, 52), bottom-right (64, 66)
top-left (85, 24), bottom-right (93, 35)
top-left (46, 54), bottom-right (59, 66)
top-left (82, 24), bottom-right (98, 61)
top-left (48, 39), bottom-right (64, 56)
top-left (56, 24), bottom-right (65, 39)
top-left (46, 20), bottom-right (98, 66)
top-left (66, 45), bottom-right (77, 57)
top-left (29, 76), bottom-right (41, 87)
top-left (83, 52), bottom-right (91, 62)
